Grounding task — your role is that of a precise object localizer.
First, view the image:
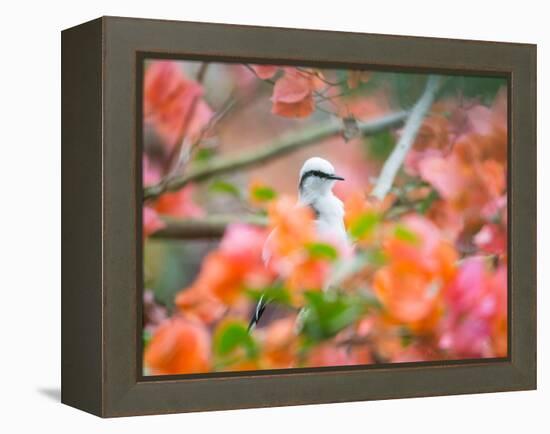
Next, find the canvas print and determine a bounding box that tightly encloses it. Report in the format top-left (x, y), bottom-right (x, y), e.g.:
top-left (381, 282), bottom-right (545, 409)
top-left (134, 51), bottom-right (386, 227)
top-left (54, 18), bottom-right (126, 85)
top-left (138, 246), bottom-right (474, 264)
top-left (141, 59), bottom-right (508, 376)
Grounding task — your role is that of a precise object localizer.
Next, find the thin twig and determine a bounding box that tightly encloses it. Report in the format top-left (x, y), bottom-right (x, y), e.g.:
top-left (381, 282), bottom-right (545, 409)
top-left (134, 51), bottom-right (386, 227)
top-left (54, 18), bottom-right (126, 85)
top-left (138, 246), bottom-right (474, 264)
top-left (144, 111), bottom-right (408, 201)
top-left (243, 64), bottom-right (277, 85)
top-left (164, 94), bottom-right (238, 182)
top-left (370, 76), bottom-right (442, 200)
top-left (196, 62), bottom-right (209, 84)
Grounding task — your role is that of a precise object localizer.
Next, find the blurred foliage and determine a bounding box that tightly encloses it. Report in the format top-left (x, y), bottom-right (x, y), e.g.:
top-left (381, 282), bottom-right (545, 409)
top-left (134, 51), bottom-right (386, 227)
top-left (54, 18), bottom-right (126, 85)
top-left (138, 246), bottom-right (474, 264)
top-left (141, 60), bottom-right (509, 376)
top-left (214, 320), bottom-right (259, 361)
top-left (301, 291), bottom-right (368, 342)
top-left (144, 239), bottom-right (214, 308)
top-left (440, 75), bottom-right (507, 105)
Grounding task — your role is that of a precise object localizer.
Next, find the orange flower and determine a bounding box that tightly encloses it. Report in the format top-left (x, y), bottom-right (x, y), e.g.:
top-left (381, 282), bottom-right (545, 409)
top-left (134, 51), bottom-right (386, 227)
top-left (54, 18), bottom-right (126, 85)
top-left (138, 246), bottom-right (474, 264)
top-left (344, 191), bottom-right (371, 229)
top-left (343, 190), bottom-right (395, 243)
top-left (490, 265), bottom-right (508, 357)
top-left (304, 342), bottom-right (371, 368)
top-left (271, 68), bottom-right (324, 118)
top-left (248, 179), bottom-right (277, 207)
top-left (190, 252), bottom-right (248, 305)
top-left (175, 285), bottom-right (226, 324)
top-left (414, 93), bottom-right (507, 234)
top-left (374, 265), bottom-right (438, 324)
top-left (266, 195), bottom-right (316, 260)
top-left (426, 199), bottom-right (464, 242)
top-left (176, 224), bottom-right (271, 306)
top-left (261, 317), bottom-right (298, 369)
top-left (383, 216), bottom-right (457, 279)
top-left (373, 216), bottom-right (457, 326)
top-left (144, 317), bottom-right (211, 375)
top-left (286, 258), bottom-right (331, 305)
top-left (414, 114), bottom-right (451, 151)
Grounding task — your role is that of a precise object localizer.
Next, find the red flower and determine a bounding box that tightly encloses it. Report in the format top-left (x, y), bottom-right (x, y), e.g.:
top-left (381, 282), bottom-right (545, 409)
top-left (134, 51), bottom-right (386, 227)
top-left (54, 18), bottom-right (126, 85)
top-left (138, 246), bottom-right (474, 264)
top-left (144, 61), bottom-right (212, 147)
top-left (154, 185), bottom-right (204, 218)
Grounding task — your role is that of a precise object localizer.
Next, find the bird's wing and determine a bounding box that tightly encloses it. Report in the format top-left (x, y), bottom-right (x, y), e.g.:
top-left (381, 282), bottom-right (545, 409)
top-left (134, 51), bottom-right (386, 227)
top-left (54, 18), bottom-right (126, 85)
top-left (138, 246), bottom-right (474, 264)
top-left (248, 293), bottom-right (269, 332)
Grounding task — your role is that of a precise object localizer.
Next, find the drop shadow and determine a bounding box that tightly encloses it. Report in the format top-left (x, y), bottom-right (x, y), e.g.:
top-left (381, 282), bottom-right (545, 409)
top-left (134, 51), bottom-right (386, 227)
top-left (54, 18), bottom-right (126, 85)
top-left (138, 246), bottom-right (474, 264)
top-left (38, 387), bottom-right (61, 402)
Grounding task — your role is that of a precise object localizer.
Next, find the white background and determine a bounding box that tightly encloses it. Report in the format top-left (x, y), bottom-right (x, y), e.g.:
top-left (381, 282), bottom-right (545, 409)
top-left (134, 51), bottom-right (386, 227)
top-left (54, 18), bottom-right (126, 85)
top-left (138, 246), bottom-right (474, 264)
top-left (1, 0), bottom-right (546, 432)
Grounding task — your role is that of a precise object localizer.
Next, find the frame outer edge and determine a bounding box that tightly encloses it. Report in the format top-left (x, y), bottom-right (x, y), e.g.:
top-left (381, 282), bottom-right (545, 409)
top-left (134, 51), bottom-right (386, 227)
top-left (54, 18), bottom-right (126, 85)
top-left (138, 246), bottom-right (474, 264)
top-left (61, 17), bottom-right (104, 416)
top-left (98, 16), bottom-right (537, 417)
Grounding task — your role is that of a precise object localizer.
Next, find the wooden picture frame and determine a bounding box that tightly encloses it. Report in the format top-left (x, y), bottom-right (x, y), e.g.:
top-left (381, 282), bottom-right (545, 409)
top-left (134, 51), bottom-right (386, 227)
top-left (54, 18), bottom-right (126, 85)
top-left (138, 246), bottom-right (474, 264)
top-left (61, 16), bottom-right (536, 417)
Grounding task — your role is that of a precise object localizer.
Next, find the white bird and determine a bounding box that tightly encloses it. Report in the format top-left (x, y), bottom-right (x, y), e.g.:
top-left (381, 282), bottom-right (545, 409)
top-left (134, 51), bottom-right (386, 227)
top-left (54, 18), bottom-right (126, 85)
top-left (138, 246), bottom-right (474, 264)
top-left (248, 157), bottom-right (347, 331)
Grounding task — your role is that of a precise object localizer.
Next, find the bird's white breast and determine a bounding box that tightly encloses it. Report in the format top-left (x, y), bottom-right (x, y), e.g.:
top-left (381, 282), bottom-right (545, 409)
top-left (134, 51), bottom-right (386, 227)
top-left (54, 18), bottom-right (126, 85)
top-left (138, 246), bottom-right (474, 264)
top-left (308, 193), bottom-right (349, 246)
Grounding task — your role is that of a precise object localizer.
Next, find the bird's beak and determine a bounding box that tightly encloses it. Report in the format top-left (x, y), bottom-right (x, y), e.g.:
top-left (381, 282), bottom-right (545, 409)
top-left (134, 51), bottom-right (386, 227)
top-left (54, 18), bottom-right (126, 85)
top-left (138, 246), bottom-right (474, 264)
top-left (328, 174), bottom-right (345, 181)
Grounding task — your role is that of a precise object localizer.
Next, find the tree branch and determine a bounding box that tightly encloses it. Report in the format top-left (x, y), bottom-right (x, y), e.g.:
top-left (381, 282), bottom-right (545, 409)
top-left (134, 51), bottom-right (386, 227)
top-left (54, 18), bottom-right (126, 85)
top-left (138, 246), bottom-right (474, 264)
top-left (144, 111), bottom-right (408, 200)
top-left (370, 76), bottom-right (442, 200)
top-left (151, 214), bottom-right (268, 239)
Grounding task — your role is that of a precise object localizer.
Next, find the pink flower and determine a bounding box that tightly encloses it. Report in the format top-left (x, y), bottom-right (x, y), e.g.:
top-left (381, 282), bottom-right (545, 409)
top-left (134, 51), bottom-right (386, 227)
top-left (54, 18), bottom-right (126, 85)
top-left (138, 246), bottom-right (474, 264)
top-left (439, 257), bottom-right (507, 358)
top-left (474, 224), bottom-right (507, 256)
top-left (404, 148), bottom-right (444, 177)
top-left (219, 224), bottom-right (268, 265)
top-left (143, 61), bottom-right (212, 148)
top-left (143, 155), bottom-right (161, 187)
top-left (143, 206), bottom-right (165, 237)
top-left (250, 64), bottom-right (279, 80)
top-left (445, 258), bottom-right (491, 316)
top-left (418, 155), bottom-right (466, 200)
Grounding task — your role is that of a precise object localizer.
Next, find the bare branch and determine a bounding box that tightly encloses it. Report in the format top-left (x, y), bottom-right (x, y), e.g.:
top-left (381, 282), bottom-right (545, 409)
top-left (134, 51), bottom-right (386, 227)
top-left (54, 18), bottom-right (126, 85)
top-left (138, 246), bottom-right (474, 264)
top-left (144, 111), bottom-right (408, 200)
top-left (196, 62), bottom-right (209, 84)
top-left (151, 214), bottom-right (268, 239)
top-left (371, 76), bottom-right (443, 200)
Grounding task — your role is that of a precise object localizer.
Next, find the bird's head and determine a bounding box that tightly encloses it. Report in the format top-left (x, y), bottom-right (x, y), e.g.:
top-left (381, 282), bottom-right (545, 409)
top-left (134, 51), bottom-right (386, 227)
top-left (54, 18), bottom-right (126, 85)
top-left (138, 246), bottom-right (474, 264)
top-left (298, 157), bottom-right (344, 199)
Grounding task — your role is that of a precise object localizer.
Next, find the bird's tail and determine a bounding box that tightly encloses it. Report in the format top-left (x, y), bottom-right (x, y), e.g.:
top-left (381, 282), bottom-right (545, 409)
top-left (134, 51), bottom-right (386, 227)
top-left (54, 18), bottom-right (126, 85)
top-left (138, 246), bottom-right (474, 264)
top-left (248, 294), bottom-right (269, 332)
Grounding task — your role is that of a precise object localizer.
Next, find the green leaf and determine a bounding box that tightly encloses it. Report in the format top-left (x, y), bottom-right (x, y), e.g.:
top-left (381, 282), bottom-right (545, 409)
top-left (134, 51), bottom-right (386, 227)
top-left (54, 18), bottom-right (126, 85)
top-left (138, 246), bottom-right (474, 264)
top-left (367, 130), bottom-right (395, 161)
top-left (143, 329), bottom-right (153, 348)
top-left (399, 327), bottom-right (413, 347)
top-left (305, 242), bottom-right (339, 261)
top-left (209, 180), bottom-right (241, 198)
top-left (245, 284), bottom-right (292, 306)
top-left (214, 321), bottom-right (258, 359)
top-left (193, 148), bottom-right (216, 162)
top-left (251, 185), bottom-right (277, 202)
top-left (415, 189), bottom-right (439, 214)
top-left (394, 225), bottom-right (419, 244)
top-left (301, 291), bottom-right (365, 342)
top-left (365, 248), bottom-right (388, 267)
top-left (439, 76), bottom-right (507, 105)
top-left (349, 212), bottom-right (381, 240)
